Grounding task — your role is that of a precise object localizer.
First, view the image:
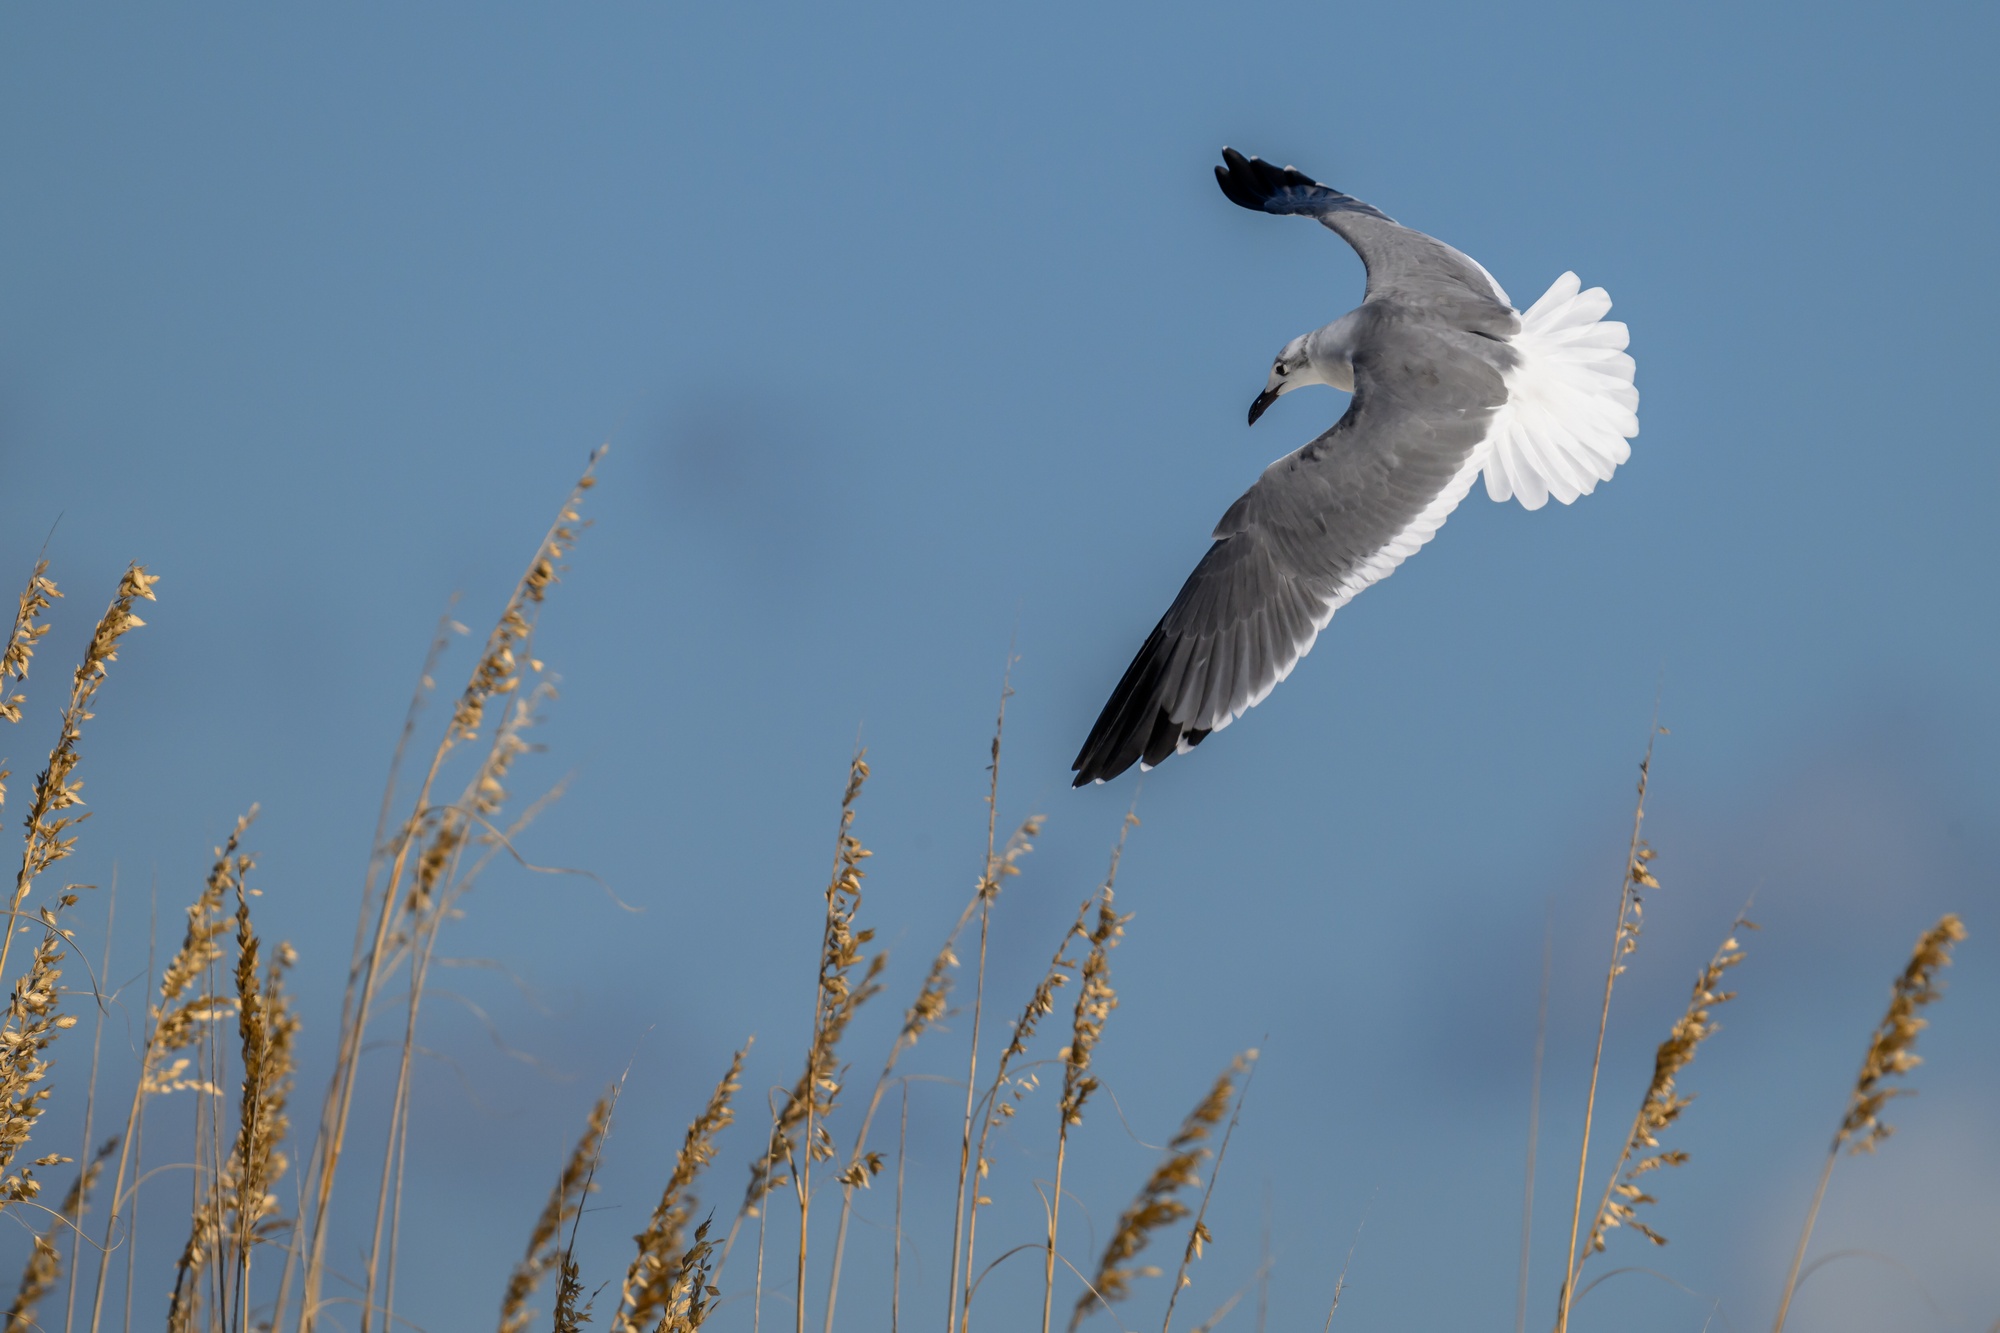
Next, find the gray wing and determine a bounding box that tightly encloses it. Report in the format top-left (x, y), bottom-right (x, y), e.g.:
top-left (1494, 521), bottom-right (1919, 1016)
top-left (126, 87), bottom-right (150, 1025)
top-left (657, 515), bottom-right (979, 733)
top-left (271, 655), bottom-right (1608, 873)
top-left (1071, 298), bottom-right (1511, 786)
top-left (1214, 147), bottom-right (1520, 332)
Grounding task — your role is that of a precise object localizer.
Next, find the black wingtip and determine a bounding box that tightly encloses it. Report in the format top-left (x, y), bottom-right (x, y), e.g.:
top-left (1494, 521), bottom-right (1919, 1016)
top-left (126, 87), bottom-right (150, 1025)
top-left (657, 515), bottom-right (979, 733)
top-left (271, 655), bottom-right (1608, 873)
top-left (1213, 148), bottom-right (1391, 222)
top-left (1071, 623), bottom-right (1207, 787)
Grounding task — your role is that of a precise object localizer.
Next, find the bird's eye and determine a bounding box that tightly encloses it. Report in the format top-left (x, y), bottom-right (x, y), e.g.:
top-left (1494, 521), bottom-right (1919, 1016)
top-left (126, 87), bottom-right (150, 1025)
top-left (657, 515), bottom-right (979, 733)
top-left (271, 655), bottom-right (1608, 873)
top-left (1274, 364), bottom-right (1288, 377)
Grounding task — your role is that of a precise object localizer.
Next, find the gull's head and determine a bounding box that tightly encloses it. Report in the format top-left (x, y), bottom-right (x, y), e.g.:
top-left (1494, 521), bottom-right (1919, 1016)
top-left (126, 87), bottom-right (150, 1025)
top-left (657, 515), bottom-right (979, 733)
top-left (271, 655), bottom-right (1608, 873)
top-left (1249, 334), bottom-right (1317, 426)
top-left (1248, 315), bottom-right (1361, 426)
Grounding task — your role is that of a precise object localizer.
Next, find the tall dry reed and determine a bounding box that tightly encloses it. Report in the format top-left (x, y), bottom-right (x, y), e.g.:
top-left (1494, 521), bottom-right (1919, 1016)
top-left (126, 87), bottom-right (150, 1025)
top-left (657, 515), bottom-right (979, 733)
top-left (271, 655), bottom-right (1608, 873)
top-left (619, 1043), bottom-right (748, 1333)
top-left (1771, 913), bottom-right (1967, 1333)
top-left (163, 835), bottom-right (297, 1333)
top-left (0, 565), bottom-right (154, 1222)
top-left (1161, 1050), bottom-right (1257, 1333)
top-left (955, 892), bottom-right (1092, 1329)
top-left (5, 1136), bottom-right (112, 1333)
top-left (1553, 726), bottom-right (1663, 1333)
top-left (1042, 816), bottom-right (1134, 1333)
top-left (0, 557), bottom-right (59, 734)
top-left (3, 565), bottom-right (155, 991)
top-left (1578, 917), bottom-right (1751, 1274)
top-left (820, 801), bottom-right (1030, 1333)
top-left (786, 753), bottom-right (884, 1333)
top-left (295, 450), bottom-right (602, 1333)
top-left (86, 815), bottom-right (249, 1333)
top-left (499, 1087), bottom-right (614, 1333)
top-left (945, 666), bottom-right (1023, 1333)
top-left (1072, 1055), bottom-right (1246, 1332)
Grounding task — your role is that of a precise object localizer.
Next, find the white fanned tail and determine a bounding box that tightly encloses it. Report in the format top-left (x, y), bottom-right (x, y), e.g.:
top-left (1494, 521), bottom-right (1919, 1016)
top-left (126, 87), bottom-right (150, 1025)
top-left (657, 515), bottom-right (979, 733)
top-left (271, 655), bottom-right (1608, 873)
top-left (1483, 272), bottom-right (1639, 510)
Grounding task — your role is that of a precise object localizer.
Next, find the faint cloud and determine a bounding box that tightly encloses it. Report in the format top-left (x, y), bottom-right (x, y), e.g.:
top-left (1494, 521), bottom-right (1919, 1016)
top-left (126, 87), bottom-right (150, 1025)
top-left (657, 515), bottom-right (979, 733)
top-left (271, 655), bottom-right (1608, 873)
top-left (649, 390), bottom-right (861, 605)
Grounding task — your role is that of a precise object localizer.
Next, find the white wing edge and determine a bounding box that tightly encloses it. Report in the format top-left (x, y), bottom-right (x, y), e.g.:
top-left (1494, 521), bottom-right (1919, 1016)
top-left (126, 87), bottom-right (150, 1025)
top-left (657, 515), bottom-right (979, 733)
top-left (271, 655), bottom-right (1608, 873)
top-left (1156, 447), bottom-right (1490, 758)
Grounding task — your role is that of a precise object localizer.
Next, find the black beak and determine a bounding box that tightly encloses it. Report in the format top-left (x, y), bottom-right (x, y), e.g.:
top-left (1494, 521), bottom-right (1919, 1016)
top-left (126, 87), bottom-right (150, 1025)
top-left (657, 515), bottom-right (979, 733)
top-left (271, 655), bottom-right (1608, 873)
top-left (1248, 387), bottom-right (1280, 426)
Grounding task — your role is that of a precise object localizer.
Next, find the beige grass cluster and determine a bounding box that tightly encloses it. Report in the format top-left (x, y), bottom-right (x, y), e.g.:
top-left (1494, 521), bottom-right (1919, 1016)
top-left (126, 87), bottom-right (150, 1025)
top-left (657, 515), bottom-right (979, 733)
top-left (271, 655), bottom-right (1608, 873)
top-left (620, 1045), bottom-right (748, 1332)
top-left (5, 1136), bottom-right (111, 1333)
top-left (1770, 912), bottom-right (1968, 1333)
top-left (1581, 918), bottom-right (1752, 1258)
top-left (0, 460), bottom-right (1978, 1333)
top-left (163, 821), bottom-right (302, 1333)
top-left (1071, 1052), bottom-right (1251, 1333)
top-left (1553, 726), bottom-right (1664, 1333)
top-left (499, 1088), bottom-right (613, 1333)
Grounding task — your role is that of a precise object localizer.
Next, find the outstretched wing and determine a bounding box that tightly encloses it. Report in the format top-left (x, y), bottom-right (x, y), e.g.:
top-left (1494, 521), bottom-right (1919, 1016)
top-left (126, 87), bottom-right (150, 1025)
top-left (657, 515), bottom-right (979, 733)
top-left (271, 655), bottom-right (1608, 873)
top-left (1071, 303), bottom-right (1510, 785)
top-left (1214, 147), bottom-right (1518, 328)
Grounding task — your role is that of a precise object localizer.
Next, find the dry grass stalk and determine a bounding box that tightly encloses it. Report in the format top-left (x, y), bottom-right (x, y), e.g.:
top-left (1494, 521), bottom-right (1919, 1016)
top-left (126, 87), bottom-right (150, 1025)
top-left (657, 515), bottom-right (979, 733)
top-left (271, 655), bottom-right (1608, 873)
top-left (945, 665), bottom-right (1023, 1333)
top-left (822, 814), bottom-right (1040, 1333)
top-left (552, 1255), bottom-right (589, 1333)
top-left (552, 1078), bottom-right (622, 1333)
top-left (165, 1156), bottom-right (225, 1333)
top-left (225, 876), bottom-right (300, 1324)
top-left (955, 893), bottom-right (1093, 1330)
top-left (1162, 1051), bottom-right (1258, 1333)
top-left (718, 754), bottom-right (885, 1323)
top-left (1553, 726), bottom-right (1663, 1333)
top-left (299, 452), bottom-right (601, 1333)
top-left (2, 564), bottom-right (155, 991)
top-left (298, 602), bottom-right (459, 1326)
top-left (1042, 814), bottom-right (1136, 1333)
top-left (0, 886), bottom-right (83, 1209)
top-left (1318, 1218), bottom-right (1365, 1333)
top-left (1833, 913), bottom-right (1968, 1154)
top-left (619, 1044), bottom-right (748, 1333)
top-left (368, 675), bottom-right (568, 1333)
top-left (892, 1083), bottom-right (908, 1333)
top-left (498, 1087), bottom-right (614, 1333)
top-left (652, 1218), bottom-right (721, 1333)
top-left (1071, 1056), bottom-right (1242, 1332)
top-left (0, 558), bottom-right (61, 813)
top-left (1771, 913), bottom-right (1967, 1333)
top-left (0, 566), bottom-right (154, 1214)
top-left (1581, 918), bottom-right (1752, 1260)
top-left (5, 1136), bottom-right (112, 1333)
top-left (1183, 1252), bottom-right (1271, 1333)
top-left (61, 878), bottom-right (116, 1333)
top-left (86, 817), bottom-right (250, 1333)
top-left (163, 841), bottom-right (296, 1333)
top-left (787, 753), bottom-right (885, 1333)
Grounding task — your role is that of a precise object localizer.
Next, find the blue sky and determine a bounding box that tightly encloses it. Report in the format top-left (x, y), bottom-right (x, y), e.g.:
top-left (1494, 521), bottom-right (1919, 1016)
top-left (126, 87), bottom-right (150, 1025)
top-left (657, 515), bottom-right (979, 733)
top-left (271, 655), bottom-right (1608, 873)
top-left (3, 4), bottom-right (1996, 1331)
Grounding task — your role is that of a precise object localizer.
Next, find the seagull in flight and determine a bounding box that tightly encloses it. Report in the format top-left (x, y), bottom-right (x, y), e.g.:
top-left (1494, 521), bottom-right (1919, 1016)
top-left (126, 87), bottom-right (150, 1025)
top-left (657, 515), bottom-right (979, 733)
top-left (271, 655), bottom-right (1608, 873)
top-left (1071, 149), bottom-right (1639, 786)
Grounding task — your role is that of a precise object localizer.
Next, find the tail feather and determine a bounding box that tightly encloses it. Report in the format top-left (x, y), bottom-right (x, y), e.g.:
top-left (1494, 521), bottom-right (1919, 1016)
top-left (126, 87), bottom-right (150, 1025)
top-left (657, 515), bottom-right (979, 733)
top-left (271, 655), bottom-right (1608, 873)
top-left (1483, 272), bottom-right (1640, 510)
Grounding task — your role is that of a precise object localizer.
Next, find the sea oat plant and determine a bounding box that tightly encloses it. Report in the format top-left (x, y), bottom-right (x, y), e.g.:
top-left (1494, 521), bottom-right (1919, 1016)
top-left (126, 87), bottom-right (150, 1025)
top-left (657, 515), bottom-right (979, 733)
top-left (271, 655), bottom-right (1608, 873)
top-left (293, 450), bottom-right (602, 1333)
top-left (1771, 914), bottom-right (1968, 1333)
top-left (0, 564), bottom-right (154, 1222)
top-left (1041, 819), bottom-right (1133, 1333)
top-left (944, 665), bottom-right (1031, 1333)
top-left (1, 459), bottom-right (1984, 1333)
top-left (618, 1044), bottom-right (748, 1333)
top-left (1576, 918), bottom-right (1753, 1276)
top-left (820, 803), bottom-right (1030, 1333)
top-left (955, 892), bottom-right (1092, 1329)
top-left (5, 1136), bottom-right (112, 1333)
top-left (499, 1087), bottom-right (614, 1333)
top-left (1553, 726), bottom-right (1664, 1333)
top-left (1161, 1050), bottom-right (1257, 1333)
top-left (1072, 1055), bottom-right (1246, 1332)
top-left (85, 815), bottom-right (248, 1333)
top-left (162, 834), bottom-right (298, 1333)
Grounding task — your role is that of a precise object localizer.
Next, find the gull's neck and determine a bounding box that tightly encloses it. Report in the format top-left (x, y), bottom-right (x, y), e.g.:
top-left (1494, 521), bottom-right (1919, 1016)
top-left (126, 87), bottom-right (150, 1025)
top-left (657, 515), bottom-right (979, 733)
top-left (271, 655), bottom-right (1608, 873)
top-left (1304, 309), bottom-right (1365, 393)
